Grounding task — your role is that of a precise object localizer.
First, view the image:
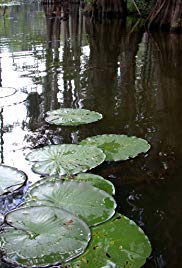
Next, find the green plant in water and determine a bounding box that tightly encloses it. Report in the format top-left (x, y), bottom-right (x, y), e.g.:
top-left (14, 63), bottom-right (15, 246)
top-left (0, 108), bottom-right (152, 267)
top-left (25, 144), bottom-right (105, 176)
top-left (65, 213), bottom-right (152, 268)
top-left (0, 206), bottom-right (91, 267)
top-left (63, 173), bottom-right (115, 195)
top-left (0, 164), bottom-right (27, 196)
top-left (80, 134), bottom-right (151, 161)
top-left (23, 180), bottom-right (117, 227)
top-left (45, 108), bottom-right (102, 126)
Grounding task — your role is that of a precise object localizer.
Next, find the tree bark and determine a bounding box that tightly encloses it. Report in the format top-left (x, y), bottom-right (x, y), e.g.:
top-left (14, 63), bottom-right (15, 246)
top-left (148, 0), bottom-right (182, 33)
top-left (83, 0), bottom-right (126, 19)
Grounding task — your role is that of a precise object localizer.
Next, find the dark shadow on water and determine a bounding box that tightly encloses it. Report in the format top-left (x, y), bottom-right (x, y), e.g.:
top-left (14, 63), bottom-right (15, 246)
top-left (0, 1), bottom-right (182, 267)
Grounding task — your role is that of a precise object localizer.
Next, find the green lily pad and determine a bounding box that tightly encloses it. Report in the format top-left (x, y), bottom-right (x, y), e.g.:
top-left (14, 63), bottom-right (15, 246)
top-left (25, 144), bottom-right (106, 176)
top-left (25, 181), bottom-right (116, 226)
top-left (66, 213), bottom-right (152, 268)
top-left (63, 173), bottom-right (115, 195)
top-left (0, 206), bottom-right (90, 267)
top-left (80, 134), bottom-right (151, 161)
top-left (45, 108), bottom-right (103, 126)
top-left (0, 165), bottom-right (27, 195)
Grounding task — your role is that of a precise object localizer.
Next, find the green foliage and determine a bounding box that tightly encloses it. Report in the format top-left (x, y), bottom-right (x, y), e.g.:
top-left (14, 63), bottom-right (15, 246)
top-left (26, 144), bottom-right (106, 176)
top-left (63, 173), bottom-right (115, 195)
top-left (29, 173), bottom-right (115, 196)
top-left (66, 213), bottom-right (152, 268)
top-left (0, 164), bottom-right (27, 195)
top-left (127, 0), bottom-right (155, 16)
top-left (45, 108), bottom-right (103, 126)
top-left (80, 134), bottom-right (151, 161)
top-left (0, 109), bottom-right (152, 267)
top-left (24, 180), bottom-right (116, 226)
top-left (0, 206), bottom-right (90, 267)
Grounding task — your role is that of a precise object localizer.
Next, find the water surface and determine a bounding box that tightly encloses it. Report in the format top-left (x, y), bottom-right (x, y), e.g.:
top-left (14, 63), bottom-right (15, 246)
top-left (0, 1), bottom-right (182, 267)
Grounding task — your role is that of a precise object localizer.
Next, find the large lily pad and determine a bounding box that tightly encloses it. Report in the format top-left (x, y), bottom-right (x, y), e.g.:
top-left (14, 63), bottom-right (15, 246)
top-left (25, 144), bottom-right (105, 176)
top-left (25, 181), bottom-right (116, 226)
top-left (0, 165), bottom-right (27, 196)
top-left (66, 213), bottom-right (152, 268)
top-left (0, 206), bottom-right (90, 267)
top-left (45, 108), bottom-right (103, 126)
top-left (29, 173), bottom-right (115, 196)
top-left (80, 134), bottom-right (151, 161)
top-left (63, 173), bottom-right (115, 195)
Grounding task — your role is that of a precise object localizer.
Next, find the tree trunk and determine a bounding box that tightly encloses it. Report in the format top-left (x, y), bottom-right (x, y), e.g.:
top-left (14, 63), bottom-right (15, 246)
top-left (83, 0), bottom-right (126, 19)
top-left (148, 0), bottom-right (182, 33)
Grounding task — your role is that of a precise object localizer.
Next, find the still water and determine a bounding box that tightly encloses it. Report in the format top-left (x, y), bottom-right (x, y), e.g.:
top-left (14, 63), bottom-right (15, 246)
top-left (0, 1), bottom-right (182, 267)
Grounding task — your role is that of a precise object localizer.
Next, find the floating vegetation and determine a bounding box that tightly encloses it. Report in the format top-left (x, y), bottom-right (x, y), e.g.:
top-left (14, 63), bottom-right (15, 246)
top-left (0, 109), bottom-right (152, 267)
top-left (0, 165), bottom-right (27, 196)
top-left (0, 206), bottom-right (90, 267)
top-left (80, 134), bottom-right (151, 161)
top-left (45, 108), bottom-right (103, 126)
top-left (66, 213), bottom-right (152, 268)
top-left (25, 144), bottom-right (106, 176)
top-left (24, 180), bottom-right (116, 226)
top-left (63, 173), bottom-right (115, 195)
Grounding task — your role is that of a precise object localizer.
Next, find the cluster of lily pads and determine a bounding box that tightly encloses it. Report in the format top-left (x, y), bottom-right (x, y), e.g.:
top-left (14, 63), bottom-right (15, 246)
top-left (0, 108), bottom-right (152, 268)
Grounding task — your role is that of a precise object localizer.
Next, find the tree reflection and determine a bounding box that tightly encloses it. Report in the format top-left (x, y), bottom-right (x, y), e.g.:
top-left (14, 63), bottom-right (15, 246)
top-left (0, 2), bottom-right (182, 267)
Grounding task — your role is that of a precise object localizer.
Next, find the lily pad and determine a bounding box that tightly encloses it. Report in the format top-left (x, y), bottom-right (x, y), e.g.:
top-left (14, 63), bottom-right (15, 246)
top-left (45, 108), bottom-right (103, 126)
top-left (0, 88), bottom-right (27, 107)
top-left (25, 144), bottom-right (105, 176)
top-left (0, 165), bottom-right (27, 196)
top-left (63, 173), bottom-right (115, 195)
top-left (80, 134), bottom-right (151, 161)
top-left (66, 213), bottom-right (152, 268)
top-left (0, 206), bottom-right (90, 267)
top-left (25, 181), bottom-right (117, 226)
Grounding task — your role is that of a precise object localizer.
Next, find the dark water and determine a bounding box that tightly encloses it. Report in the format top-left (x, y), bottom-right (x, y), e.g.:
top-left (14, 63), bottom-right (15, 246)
top-left (0, 1), bottom-right (182, 267)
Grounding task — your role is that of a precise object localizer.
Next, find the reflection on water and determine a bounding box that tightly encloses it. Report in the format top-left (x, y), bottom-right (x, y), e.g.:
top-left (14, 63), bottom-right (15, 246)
top-left (0, 1), bottom-right (182, 267)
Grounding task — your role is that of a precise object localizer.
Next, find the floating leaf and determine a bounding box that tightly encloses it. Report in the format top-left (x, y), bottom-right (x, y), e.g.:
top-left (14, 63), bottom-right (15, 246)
top-left (0, 165), bottom-right (27, 196)
top-left (63, 173), bottom-right (115, 195)
top-left (80, 134), bottom-right (151, 161)
top-left (25, 181), bottom-right (116, 226)
top-left (45, 108), bottom-right (103, 126)
top-left (66, 213), bottom-right (152, 268)
top-left (0, 206), bottom-right (90, 267)
top-left (25, 144), bottom-right (105, 176)
top-left (29, 173), bottom-right (115, 196)
top-left (0, 87), bottom-right (27, 107)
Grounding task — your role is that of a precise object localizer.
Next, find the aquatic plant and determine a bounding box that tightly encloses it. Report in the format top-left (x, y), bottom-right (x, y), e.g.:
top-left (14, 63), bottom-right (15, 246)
top-left (66, 213), bottom-right (152, 268)
top-left (23, 180), bottom-right (116, 227)
top-left (45, 108), bottom-right (102, 126)
top-left (80, 134), bottom-right (151, 161)
top-left (25, 144), bottom-right (105, 176)
top-left (0, 206), bottom-right (90, 267)
top-left (0, 165), bottom-right (27, 196)
top-left (0, 108), bottom-right (152, 267)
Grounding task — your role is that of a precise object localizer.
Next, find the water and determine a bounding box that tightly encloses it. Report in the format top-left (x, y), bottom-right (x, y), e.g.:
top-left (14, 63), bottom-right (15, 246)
top-left (0, 1), bottom-right (182, 267)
